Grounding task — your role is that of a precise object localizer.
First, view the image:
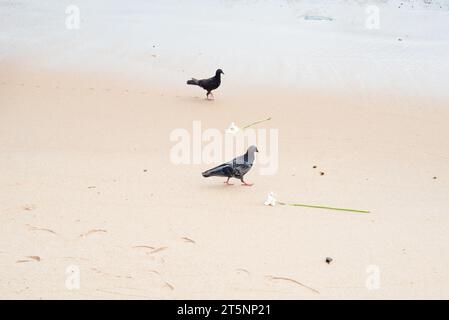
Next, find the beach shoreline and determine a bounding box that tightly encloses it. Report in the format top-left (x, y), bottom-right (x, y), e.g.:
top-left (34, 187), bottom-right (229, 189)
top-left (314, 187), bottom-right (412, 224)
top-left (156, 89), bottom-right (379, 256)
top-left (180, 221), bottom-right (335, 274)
top-left (1, 0), bottom-right (449, 299)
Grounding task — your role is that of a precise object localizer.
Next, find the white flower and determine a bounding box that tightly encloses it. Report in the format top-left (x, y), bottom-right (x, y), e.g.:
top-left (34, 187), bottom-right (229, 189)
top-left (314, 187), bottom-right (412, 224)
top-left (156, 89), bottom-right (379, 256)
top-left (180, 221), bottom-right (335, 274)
top-left (264, 192), bottom-right (277, 207)
top-left (225, 122), bottom-right (240, 134)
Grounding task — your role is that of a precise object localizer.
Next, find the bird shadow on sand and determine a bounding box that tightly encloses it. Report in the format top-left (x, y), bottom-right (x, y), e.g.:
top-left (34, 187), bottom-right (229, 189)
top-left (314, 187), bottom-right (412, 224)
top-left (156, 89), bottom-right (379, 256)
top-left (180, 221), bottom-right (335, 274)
top-left (197, 183), bottom-right (252, 191)
top-left (179, 96), bottom-right (215, 104)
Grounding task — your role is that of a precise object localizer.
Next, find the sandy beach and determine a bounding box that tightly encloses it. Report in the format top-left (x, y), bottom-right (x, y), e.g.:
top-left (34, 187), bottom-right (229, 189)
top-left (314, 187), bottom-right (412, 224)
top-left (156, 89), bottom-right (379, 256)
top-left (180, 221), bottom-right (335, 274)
top-left (1, 0), bottom-right (449, 299)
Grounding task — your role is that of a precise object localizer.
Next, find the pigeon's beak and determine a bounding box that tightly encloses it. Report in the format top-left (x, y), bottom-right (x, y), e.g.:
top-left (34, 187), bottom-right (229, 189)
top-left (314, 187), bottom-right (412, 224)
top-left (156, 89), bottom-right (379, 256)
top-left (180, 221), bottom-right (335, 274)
top-left (256, 148), bottom-right (259, 153)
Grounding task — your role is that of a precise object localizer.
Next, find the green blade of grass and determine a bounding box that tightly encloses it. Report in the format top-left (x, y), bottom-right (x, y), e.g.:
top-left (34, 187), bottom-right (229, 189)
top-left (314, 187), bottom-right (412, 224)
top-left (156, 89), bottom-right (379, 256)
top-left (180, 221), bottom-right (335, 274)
top-left (242, 117), bottom-right (272, 130)
top-left (278, 201), bottom-right (370, 213)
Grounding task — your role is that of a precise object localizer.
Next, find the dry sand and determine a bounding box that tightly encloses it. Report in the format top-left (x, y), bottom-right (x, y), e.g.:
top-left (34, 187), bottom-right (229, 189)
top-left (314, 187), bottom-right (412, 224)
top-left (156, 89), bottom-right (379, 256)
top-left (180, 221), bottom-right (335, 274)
top-left (1, 63), bottom-right (449, 299)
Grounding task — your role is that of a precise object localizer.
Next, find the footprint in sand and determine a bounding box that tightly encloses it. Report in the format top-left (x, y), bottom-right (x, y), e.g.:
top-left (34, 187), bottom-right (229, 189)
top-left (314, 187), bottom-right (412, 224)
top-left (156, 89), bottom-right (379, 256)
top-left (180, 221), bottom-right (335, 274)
top-left (165, 282), bottom-right (174, 290)
top-left (79, 229), bottom-right (107, 238)
top-left (236, 268), bottom-right (250, 275)
top-left (181, 237), bottom-right (196, 244)
top-left (16, 256), bottom-right (41, 263)
top-left (21, 204), bottom-right (36, 211)
top-left (91, 267), bottom-right (132, 279)
top-left (149, 246), bottom-right (168, 254)
top-left (267, 275), bottom-right (319, 294)
top-left (26, 224), bottom-right (57, 235)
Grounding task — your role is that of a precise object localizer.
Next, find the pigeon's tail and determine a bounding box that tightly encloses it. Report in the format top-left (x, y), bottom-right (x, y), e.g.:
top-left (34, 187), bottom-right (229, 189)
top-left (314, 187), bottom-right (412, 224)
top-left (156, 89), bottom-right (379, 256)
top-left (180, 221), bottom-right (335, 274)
top-left (187, 78), bottom-right (199, 86)
top-left (202, 171), bottom-right (212, 178)
top-left (202, 164), bottom-right (231, 178)
top-left (202, 167), bottom-right (218, 177)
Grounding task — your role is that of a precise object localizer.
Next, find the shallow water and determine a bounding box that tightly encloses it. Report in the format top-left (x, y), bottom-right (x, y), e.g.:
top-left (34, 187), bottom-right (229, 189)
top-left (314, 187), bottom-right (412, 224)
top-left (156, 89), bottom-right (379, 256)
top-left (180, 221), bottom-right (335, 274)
top-left (1, 0), bottom-right (449, 97)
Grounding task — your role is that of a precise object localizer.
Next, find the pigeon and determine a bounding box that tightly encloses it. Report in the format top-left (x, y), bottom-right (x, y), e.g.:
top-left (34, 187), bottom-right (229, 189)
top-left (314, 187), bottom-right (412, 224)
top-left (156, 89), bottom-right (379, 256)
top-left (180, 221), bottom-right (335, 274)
top-left (202, 145), bottom-right (258, 186)
top-left (187, 69), bottom-right (224, 100)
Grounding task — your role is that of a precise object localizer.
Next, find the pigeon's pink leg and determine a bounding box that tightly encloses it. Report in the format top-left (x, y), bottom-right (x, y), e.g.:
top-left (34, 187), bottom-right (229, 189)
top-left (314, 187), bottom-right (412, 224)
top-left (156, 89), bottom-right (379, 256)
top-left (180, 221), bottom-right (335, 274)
top-left (210, 92), bottom-right (215, 100)
top-left (224, 178), bottom-right (233, 185)
top-left (241, 181), bottom-right (254, 187)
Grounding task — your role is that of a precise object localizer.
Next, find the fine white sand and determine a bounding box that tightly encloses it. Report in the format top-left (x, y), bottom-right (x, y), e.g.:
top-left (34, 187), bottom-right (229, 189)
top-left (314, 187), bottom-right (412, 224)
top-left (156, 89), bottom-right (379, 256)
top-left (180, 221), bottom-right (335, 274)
top-left (1, 0), bottom-right (449, 299)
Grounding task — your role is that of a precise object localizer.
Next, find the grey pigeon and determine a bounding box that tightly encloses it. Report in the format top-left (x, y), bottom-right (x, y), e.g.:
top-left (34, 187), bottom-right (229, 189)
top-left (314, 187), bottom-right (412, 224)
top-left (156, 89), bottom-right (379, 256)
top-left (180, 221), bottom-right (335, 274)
top-left (202, 145), bottom-right (258, 186)
top-left (187, 69), bottom-right (224, 100)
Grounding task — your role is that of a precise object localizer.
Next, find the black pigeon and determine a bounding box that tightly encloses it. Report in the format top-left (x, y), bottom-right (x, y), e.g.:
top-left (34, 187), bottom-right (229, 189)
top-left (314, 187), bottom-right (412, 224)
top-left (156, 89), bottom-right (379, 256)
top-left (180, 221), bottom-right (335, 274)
top-left (202, 146), bottom-right (258, 186)
top-left (187, 69), bottom-right (224, 100)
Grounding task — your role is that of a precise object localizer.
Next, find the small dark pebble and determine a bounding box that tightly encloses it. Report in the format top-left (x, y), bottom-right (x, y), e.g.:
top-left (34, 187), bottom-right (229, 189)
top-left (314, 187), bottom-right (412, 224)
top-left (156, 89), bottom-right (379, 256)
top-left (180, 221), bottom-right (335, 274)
top-left (433, 176), bottom-right (437, 179)
top-left (320, 172), bottom-right (325, 176)
top-left (312, 165), bottom-right (317, 169)
top-left (325, 257), bottom-right (333, 264)
top-left (143, 169), bottom-right (148, 173)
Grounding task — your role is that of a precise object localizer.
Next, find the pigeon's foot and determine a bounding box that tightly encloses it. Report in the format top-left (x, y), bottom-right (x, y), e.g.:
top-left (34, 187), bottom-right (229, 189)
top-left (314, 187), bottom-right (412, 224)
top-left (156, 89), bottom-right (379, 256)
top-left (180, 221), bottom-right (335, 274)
top-left (224, 178), bottom-right (234, 185)
top-left (241, 182), bottom-right (254, 187)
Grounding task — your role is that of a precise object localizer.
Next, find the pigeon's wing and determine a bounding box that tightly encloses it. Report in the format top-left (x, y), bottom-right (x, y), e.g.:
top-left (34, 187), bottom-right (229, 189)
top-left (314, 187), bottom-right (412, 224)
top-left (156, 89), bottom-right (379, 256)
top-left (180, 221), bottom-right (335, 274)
top-left (233, 163), bottom-right (252, 179)
top-left (197, 77), bottom-right (214, 89)
top-left (198, 76), bottom-right (220, 92)
top-left (202, 162), bottom-right (234, 178)
top-left (232, 154), bottom-right (246, 165)
top-left (230, 154), bottom-right (253, 178)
